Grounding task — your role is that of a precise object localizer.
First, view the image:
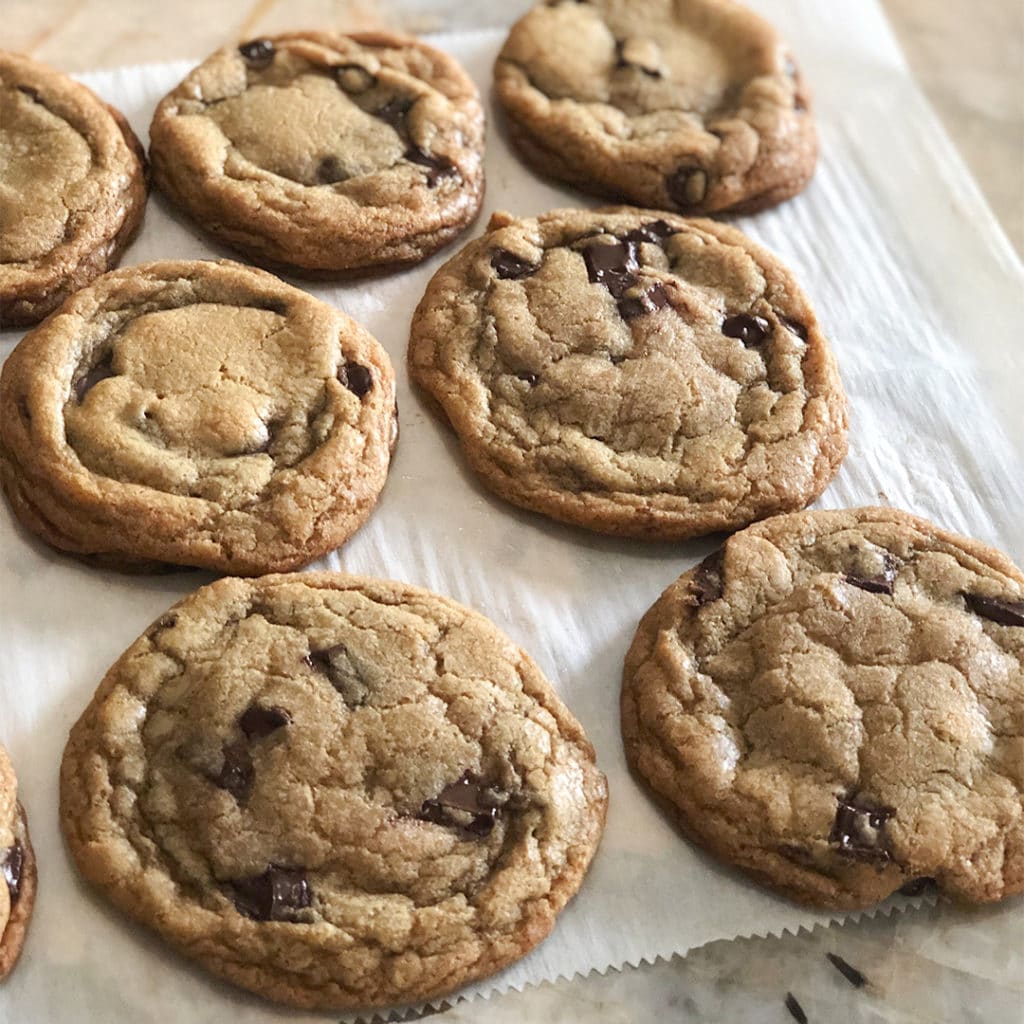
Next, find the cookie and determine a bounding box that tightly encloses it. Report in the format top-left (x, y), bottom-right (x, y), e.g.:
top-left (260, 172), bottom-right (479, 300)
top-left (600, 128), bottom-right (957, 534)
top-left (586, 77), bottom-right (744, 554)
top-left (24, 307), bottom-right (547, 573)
top-left (0, 51), bottom-right (147, 327)
top-left (0, 259), bottom-right (397, 574)
top-left (409, 207), bottom-right (847, 539)
top-left (149, 32), bottom-right (485, 275)
top-left (494, 0), bottom-right (816, 214)
top-left (61, 572), bottom-right (607, 1010)
top-left (0, 745), bottom-right (36, 980)
top-left (622, 507), bottom-right (1024, 909)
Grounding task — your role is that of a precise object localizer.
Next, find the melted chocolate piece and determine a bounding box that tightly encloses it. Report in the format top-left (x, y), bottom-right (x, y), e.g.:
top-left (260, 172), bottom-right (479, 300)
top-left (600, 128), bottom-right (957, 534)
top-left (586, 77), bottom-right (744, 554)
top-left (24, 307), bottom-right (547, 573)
top-left (845, 553), bottom-right (899, 595)
top-left (418, 771), bottom-right (502, 839)
top-left (491, 249), bottom-right (540, 280)
top-left (74, 351), bottom-right (116, 402)
top-left (722, 314), bottom-right (771, 347)
top-left (2, 840), bottom-right (24, 904)
top-left (339, 361), bottom-right (373, 397)
top-left (830, 793), bottom-right (894, 863)
top-left (898, 876), bottom-right (936, 897)
top-left (230, 866), bottom-right (312, 922)
top-left (779, 316), bottom-right (809, 341)
top-left (618, 283), bottom-right (669, 320)
top-left (239, 39), bottom-right (275, 69)
top-left (516, 370), bottom-right (540, 386)
top-left (784, 993), bottom-right (808, 1024)
top-left (622, 220), bottom-right (675, 245)
top-left (239, 704), bottom-right (291, 740)
top-left (16, 85), bottom-right (42, 103)
top-left (405, 147), bottom-right (457, 187)
top-left (333, 63), bottom-right (376, 93)
top-left (691, 550), bottom-right (725, 606)
top-left (826, 953), bottom-right (868, 989)
top-left (306, 645), bottom-right (370, 707)
top-left (667, 165), bottom-right (709, 208)
top-left (583, 239), bottom-right (638, 294)
top-left (213, 739), bottom-right (253, 802)
top-left (962, 593), bottom-right (1024, 627)
top-left (316, 155), bottom-right (346, 184)
top-left (375, 96), bottom-right (413, 129)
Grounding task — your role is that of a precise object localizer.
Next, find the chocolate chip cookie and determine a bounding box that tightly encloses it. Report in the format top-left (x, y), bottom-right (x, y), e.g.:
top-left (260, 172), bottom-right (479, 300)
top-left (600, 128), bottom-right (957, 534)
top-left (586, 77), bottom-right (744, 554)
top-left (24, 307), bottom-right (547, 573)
top-left (409, 207), bottom-right (847, 539)
top-left (60, 572), bottom-right (607, 1010)
top-left (0, 259), bottom-right (396, 574)
top-left (149, 31), bottom-right (485, 275)
top-left (494, 0), bottom-right (816, 214)
top-left (0, 745), bottom-right (36, 980)
top-left (622, 507), bottom-right (1024, 909)
top-left (0, 51), bottom-right (148, 327)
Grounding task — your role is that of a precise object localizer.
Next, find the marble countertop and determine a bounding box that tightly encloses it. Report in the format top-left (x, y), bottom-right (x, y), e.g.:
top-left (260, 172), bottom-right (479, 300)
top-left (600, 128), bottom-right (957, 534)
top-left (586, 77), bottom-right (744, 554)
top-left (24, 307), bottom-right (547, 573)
top-left (4, 2), bottom-right (1023, 1022)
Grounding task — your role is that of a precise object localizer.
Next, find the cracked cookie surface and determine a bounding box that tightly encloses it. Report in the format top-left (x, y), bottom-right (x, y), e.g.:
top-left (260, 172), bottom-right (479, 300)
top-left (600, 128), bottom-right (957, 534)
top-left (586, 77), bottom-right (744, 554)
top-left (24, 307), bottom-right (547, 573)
top-left (0, 745), bottom-right (36, 980)
top-left (0, 51), bottom-right (148, 326)
top-left (409, 207), bottom-right (847, 539)
top-left (149, 31), bottom-right (485, 274)
top-left (494, 0), bottom-right (817, 214)
top-left (60, 572), bottom-right (607, 1010)
top-left (0, 259), bottom-right (396, 574)
top-left (622, 507), bottom-right (1024, 908)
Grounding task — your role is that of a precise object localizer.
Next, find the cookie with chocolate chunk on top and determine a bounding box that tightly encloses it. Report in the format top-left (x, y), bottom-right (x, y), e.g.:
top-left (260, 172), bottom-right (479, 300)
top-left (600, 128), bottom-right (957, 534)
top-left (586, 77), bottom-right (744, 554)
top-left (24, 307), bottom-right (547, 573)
top-left (622, 507), bottom-right (1024, 908)
top-left (494, 0), bottom-right (816, 214)
top-left (0, 745), bottom-right (36, 980)
top-left (60, 572), bottom-right (607, 1010)
top-left (149, 31), bottom-right (485, 275)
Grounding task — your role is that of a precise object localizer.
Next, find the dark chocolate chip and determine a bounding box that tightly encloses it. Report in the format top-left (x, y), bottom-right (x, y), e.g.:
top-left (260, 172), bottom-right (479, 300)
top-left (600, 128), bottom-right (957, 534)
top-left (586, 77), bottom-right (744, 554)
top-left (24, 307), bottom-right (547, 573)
top-left (375, 96), bottom-right (414, 129)
top-left (829, 793), bottom-right (894, 863)
top-left (515, 370), bottom-right (539, 386)
top-left (339, 361), bottom-right (373, 397)
top-left (316, 155), bottom-right (346, 184)
top-left (618, 282), bottom-right (669, 320)
top-left (622, 220), bottom-right (676, 245)
top-left (333, 63), bottom-right (376, 93)
top-left (213, 739), bottom-right (253, 802)
top-left (405, 147), bottom-right (458, 187)
top-left (491, 249), bottom-right (540, 280)
top-left (306, 645), bottom-right (370, 707)
top-left (962, 593), bottom-right (1024, 627)
top-left (418, 771), bottom-right (503, 839)
top-left (583, 239), bottom-right (638, 292)
top-left (239, 704), bottom-right (291, 740)
top-left (898, 876), bottom-right (936, 897)
top-left (691, 550), bottom-right (725, 606)
top-left (239, 39), bottom-right (275, 68)
top-left (667, 165), bottom-right (709, 208)
top-left (784, 993), bottom-right (808, 1024)
top-left (779, 316), bottom-right (809, 341)
top-left (74, 350), bottom-right (116, 402)
top-left (845, 553), bottom-right (899, 596)
top-left (722, 314), bottom-right (771, 347)
top-left (826, 953), bottom-right (868, 989)
top-left (16, 84), bottom-right (42, 103)
top-left (2, 841), bottom-right (24, 904)
top-left (229, 866), bottom-right (312, 922)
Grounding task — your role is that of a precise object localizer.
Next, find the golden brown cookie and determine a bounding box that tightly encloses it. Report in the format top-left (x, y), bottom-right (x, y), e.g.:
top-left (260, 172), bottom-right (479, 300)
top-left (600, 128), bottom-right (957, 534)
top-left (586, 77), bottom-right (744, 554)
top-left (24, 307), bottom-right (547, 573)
top-left (622, 507), bottom-right (1024, 908)
top-left (149, 32), bottom-right (485, 275)
top-left (0, 51), bottom-right (148, 327)
top-left (61, 572), bottom-right (607, 1010)
top-left (494, 0), bottom-right (816, 214)
top-left (0, 745), bottom-right (36, 980)
top-left (409, 207), bottom-right (847, 539)
top-left (0, 260), bottom-right (397, 574)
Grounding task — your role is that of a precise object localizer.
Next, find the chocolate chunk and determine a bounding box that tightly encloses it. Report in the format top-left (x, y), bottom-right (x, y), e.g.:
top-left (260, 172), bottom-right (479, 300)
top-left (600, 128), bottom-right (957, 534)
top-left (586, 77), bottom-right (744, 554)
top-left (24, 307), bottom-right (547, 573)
top-left (898, 876), bottom-right (936, 897)
top-left (516, 370), bottom-right (540, 386)
top-left (316, 155), bottom-right (346, 184)
top-left (845, 553), bottom-right (899, 595)
top-left (239, 704), bottom-right (291, 740)
top-left (213, 739), bottom-right (253, 802)
top-left (826, 953), bottom-right (868, 989)
top-left (667, 166), bottom-right (709, 208)
top-left (239, 39), bottom-right (275, 69)
top-left (230, 866), bottom-right (312, 922)
top-left (583, 239), bottom-right (638, 293)
top-left (784, 993), bottom-right (808, 1024)
top-left (306, 644), bottom-right (370, 707)
top-left (691, 550), bottom-right (725, 606)
top-left (618, 282), bottom-right (669, 320)
top-left (333, 63), bottom-right (376, 94)
top-left (722, 314), bottom-right (771, 346)
top-left (622, 220), bottom-right (676, 245)
top-left (491, 249), bottom-right (540, 280)
top-left (74, 350), bottom-right (116, 402)
top-left (375, 96), bottom-right (413, 129)
top-left (339, 361), bottom-right (373, 397)
top-left (2, 841), bottom-right (24, 904)
top-left (829, 793), bottom-right (894, 863)
top-left (405, 147), bottom-right (458, 187)
top-left (418, 771), bottom-right (503, 839)
top-left (962, 593), bottom-right (1024, 627)
top-left (16, 84), bottom-right (41, 103)
top-left (779, 316), bottom-right (809, 341)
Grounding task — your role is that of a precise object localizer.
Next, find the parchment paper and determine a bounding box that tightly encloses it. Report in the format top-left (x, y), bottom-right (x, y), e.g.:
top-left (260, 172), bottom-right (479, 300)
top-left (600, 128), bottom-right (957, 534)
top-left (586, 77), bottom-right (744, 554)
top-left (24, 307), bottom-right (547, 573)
top-left (1, 2), bottom-right (1021, 1021)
